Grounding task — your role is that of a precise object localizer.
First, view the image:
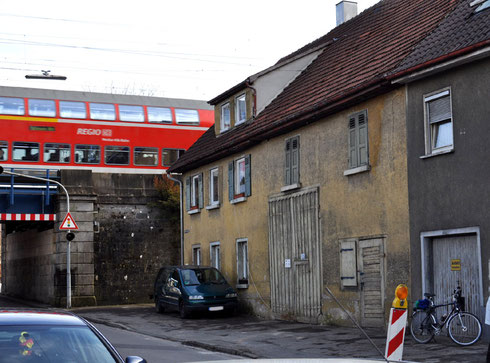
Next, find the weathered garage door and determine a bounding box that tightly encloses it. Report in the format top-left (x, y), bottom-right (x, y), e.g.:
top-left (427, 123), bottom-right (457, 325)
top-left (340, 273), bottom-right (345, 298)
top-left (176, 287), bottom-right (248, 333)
top-left (268, 187), bottom-right (321, 323)
top-left (358, 238), bottom-right (385, 327)
top-left (431, 234), bottom-right (481, 318)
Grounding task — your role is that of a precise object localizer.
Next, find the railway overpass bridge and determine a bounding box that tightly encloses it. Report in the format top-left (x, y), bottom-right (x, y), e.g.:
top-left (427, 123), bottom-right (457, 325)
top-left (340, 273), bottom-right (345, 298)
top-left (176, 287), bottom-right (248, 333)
top-left (0, 167), bottom-right (180, 307)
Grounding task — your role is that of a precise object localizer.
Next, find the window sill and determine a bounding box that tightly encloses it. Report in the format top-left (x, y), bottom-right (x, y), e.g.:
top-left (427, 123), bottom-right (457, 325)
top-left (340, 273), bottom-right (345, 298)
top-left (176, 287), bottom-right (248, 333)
top-left (281, 183), bottom-right (302, 193)
top-left (236, 283), bottom-right (249, 289)
top-left (343, 164), bottom-right (370, 176)
top-left (230, 196), bottom-right (247, 204)
top-left (206, 204), bottom-right (220, 210)
top-left (187, 208), bottom-right (200, 215)
top-left (420, 148), bottom-right (454, 159)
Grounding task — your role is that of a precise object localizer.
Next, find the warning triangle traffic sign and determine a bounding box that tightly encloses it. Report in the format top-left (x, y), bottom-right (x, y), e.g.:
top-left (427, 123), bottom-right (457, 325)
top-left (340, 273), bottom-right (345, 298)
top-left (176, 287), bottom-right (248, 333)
top-left (59, 212), bottom-right (79, 230)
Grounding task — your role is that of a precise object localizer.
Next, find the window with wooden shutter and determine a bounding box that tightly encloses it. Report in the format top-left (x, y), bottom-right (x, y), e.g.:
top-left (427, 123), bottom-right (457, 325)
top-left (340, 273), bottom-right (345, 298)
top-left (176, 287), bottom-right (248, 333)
top-left (340, 240), bottom-right (357, 287)
top-left (347, 111), bottom-right (369, 169)
top-left (185, 177), bottom-right (191, 211)
top-left (285, 136), bottom-right (300, 186)
top-left (424, 89), bottom-right (453, 155)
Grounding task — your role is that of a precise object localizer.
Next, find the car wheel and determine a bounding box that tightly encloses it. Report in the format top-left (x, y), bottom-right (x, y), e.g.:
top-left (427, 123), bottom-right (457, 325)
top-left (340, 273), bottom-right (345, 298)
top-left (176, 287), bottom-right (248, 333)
top-left (179, 300), bottom-right (189, 319)
top-left (155, 298), bottom-right (165, 314)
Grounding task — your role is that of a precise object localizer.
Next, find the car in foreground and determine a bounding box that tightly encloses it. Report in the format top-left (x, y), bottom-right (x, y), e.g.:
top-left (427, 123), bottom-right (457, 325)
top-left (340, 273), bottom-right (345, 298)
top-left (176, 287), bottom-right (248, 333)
top-left (0, 309), bottom-right (146, 363)
top-left (154, 265), bottom-right (238, 318)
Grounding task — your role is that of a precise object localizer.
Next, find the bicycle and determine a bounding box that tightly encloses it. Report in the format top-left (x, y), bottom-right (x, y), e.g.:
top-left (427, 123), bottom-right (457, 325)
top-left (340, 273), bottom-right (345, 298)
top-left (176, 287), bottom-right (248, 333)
top-left (410, 285), bottom-right (482, 346)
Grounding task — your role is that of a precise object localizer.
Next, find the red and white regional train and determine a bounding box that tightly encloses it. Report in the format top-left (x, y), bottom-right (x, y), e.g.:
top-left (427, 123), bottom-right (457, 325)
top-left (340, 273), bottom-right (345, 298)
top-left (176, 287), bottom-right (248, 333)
top-left (0, 86), bottom-right (214, 174)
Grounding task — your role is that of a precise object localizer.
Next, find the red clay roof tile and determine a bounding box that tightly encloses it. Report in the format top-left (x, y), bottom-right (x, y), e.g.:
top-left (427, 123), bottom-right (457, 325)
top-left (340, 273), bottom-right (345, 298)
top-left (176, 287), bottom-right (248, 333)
top-left (169, 0), bottom-right (480, 173)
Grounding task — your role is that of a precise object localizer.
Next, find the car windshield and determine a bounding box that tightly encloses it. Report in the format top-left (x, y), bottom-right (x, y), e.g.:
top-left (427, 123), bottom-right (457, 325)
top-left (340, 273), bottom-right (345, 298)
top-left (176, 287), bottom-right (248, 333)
top-left (0, 325), bottom-right (117, 363)
top-left (181, 268), bottom-right (226, 286)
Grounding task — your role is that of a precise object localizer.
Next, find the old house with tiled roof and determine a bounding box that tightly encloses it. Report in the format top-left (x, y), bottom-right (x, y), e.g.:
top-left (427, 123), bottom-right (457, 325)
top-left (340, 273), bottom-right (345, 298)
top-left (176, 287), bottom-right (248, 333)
top-left (168, 0), bottom-right (489, 326)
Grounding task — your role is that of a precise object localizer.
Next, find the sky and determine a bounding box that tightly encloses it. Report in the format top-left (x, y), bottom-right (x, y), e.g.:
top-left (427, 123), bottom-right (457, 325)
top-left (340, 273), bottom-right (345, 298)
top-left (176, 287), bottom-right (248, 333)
top-left (0, 0), bottom-right (380, 101)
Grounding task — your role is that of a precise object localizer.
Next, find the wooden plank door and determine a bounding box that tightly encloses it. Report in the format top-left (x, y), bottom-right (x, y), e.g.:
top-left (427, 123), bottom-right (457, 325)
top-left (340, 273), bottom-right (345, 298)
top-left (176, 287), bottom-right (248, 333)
top-left (269, 187), bottom-right (321, 322)
top-left (358, 238), bottom-right (385, 327)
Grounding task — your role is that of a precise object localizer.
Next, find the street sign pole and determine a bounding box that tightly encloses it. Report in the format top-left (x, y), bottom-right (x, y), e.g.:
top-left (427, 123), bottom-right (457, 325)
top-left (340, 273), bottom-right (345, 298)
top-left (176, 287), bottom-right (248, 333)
top-left (0, 166), bottom-right (73, 309)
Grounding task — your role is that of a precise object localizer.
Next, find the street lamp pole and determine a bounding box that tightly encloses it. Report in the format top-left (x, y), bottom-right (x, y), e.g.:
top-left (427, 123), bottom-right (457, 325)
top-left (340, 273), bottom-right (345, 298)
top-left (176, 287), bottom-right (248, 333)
top-left (0, 166), bottom-right (73, 308)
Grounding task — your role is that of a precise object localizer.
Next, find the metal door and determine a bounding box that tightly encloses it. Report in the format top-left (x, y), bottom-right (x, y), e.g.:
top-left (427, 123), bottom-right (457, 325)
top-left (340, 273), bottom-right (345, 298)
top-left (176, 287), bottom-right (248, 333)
top-left (431, 235), bottom-right (481, 318)
top-left (358, 238), bottom-right (385, 327)
top-left (268, 187), bottom-right (321, 323)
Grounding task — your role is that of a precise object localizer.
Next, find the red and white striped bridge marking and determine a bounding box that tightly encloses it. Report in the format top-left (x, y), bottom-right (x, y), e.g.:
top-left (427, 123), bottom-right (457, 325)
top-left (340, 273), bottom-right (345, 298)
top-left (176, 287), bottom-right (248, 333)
top-left (0, 213), bottom-right (56, 221)
top-left (385, 308), bottom-right (408, 361)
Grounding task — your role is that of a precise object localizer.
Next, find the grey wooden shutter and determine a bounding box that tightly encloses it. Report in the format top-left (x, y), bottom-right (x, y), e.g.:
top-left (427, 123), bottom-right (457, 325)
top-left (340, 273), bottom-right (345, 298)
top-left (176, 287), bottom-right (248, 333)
top-left (228, 161), bottom-right (234, 200)
top-left (245, 154), bottom-right (251, 197)
top-left (340, 240), bottom-right (357, 287)
top-left (185, 176), bottom-right (191, 211)
top-left (285, 139), bottom-right (291, 185)
top-left (348, 116), bottom-right (357, 168)
top-left (358, 111), bottom-right (368, 166)
top-left (291, 136), bottom-right (299, 184)
top-left (198, 173), bottom-right (203, 209)
top-left (218, 166), bottom-right (223, 204)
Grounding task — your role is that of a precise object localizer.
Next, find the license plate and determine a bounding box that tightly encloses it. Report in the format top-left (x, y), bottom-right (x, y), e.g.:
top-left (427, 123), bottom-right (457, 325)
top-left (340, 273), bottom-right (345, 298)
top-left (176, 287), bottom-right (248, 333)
top-left (209, 306), bottom-right (224, 311)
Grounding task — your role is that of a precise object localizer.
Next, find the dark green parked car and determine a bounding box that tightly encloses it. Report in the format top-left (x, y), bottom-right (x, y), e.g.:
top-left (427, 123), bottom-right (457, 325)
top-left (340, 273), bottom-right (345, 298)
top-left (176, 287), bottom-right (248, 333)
top-left (154, 266), bottom-right (238, 318)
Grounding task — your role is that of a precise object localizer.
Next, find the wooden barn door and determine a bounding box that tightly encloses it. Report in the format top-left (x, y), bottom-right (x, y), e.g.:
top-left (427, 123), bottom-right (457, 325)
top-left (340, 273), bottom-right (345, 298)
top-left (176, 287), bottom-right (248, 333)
top-left (268, 187), bottom-right (321, 323)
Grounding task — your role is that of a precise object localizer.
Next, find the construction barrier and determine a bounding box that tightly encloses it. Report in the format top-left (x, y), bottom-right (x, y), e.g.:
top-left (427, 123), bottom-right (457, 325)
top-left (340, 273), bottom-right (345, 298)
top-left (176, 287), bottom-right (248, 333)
top-left (385, 284), bottom-right (408, 361)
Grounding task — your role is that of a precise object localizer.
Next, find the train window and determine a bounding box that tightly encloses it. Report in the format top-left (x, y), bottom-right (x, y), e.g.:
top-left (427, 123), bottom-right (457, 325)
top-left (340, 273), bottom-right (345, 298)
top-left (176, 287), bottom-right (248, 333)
top-left (119, 105), bottom-right (144, 122)
top-left (13, 142), bottom-right (40, 162)
top-left (90, 103), bottom-right (116, 121)
top-left (60, 101), bottom-right (87, 119)
top-left (162, 148), bottom-right (185, 167)
top-left (44, 143), bottom-right (71, 163)
top-left (0, 97), bottom-right (25, 115)
top-left (0, 141), bottom-right (7, 161)
top-left (105, 146), bottom-right (130, 165)
top-left (75, 144), bottom-right (100, 164)
top-left (175, 109), bottom-right (199, 124)
top-left (134, 147), bottom-right (158, 166)
top-left (147, 107), bottom-right (172, 123)
top-left (28, 99), bottom-right (56, 117)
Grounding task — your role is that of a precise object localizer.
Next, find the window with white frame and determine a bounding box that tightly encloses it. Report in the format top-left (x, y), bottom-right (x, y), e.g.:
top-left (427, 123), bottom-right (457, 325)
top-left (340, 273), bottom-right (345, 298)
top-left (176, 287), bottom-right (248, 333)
top-left (228, 155), bottom-right (251, 201)
top-left (285, 136), bottom-right (300, 186)
top-left (185, 173), bottom-right (203, 211)
top-left (209, 167), bottom-right (219, 206)
top-left (210, 242), bottom-right (221, 270)
top-left (235, 157), bottom-right (246, 196)
top-left (221, 103), bottom-right (231, 132)
top-left (236, 239), bottom-right (248, 287)
top-left (191, 174), bottom-right (200, 208)
top-left (424, 89), bottom-right (453, 155)
top-left (192, 245), bottom-right (201, 265)
top-left (235, 94), bottom-right (246, 125)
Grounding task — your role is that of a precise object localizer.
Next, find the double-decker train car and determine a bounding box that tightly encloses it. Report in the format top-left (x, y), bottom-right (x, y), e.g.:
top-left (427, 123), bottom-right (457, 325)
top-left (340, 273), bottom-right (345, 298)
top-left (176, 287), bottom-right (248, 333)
top-left (0, 86), bottom-right (214, 174)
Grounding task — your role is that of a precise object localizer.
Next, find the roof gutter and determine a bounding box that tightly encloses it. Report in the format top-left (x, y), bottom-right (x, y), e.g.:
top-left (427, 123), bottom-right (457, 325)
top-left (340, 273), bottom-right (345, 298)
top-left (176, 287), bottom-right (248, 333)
top-left (389, 40), bottom-right (490, 84)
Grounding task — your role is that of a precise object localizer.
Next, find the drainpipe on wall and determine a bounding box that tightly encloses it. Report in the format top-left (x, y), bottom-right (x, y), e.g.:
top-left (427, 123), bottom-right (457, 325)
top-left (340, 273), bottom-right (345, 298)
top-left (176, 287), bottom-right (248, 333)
top-left (168, 173), bottom-right (184, 265)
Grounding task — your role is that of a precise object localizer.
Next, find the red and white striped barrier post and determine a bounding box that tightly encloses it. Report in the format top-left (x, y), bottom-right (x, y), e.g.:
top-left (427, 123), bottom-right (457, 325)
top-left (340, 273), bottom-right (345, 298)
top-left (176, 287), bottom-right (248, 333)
top-left (385, 284), bottom-right (408, 361)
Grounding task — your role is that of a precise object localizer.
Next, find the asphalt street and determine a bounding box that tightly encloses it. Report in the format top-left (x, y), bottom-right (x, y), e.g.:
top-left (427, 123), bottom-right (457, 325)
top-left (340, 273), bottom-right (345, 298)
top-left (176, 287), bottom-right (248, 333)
top-left (73, 304), bottom-right (488, 363)
top-left (1, 295), bottom-right (488, 362)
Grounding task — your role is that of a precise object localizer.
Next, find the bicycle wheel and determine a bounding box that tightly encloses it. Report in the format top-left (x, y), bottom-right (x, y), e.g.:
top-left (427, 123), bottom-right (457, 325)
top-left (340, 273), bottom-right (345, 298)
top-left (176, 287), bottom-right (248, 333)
top-left (447, 312), bottom-right (482, 346)
top-left (410, 310), bottom-right (436, 343)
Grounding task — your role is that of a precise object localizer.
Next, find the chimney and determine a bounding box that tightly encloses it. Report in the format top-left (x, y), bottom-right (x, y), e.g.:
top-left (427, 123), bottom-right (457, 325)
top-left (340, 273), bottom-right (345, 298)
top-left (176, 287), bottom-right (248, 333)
top-left (336, 1), bottom-right (358, 26)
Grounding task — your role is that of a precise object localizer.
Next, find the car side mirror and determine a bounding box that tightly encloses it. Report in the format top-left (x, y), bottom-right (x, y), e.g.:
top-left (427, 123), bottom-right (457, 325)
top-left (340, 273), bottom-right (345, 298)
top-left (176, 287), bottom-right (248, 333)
top-left (125, 357), bottom-right (147, 363)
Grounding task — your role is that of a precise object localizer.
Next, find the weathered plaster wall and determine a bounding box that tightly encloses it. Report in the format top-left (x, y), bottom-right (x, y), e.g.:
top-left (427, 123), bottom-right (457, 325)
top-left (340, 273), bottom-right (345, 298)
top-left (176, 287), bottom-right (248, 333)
top-left (183, 88), bottom-right (410, 323)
